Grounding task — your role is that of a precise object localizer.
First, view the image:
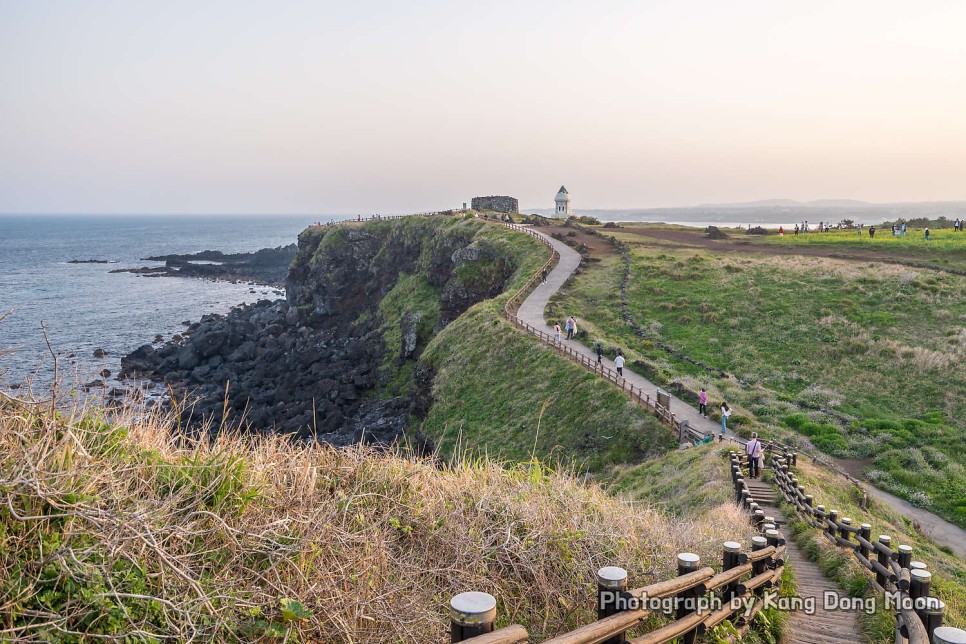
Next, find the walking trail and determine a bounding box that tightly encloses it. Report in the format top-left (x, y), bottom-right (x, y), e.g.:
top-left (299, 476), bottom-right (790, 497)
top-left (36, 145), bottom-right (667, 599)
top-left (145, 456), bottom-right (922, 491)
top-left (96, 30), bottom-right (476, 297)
top-left (516, 229), bottom-right (727, 442)
top-left (513, 223), bottom-right (966, 561)
top-left (511, 223), bottom-right (933, 643)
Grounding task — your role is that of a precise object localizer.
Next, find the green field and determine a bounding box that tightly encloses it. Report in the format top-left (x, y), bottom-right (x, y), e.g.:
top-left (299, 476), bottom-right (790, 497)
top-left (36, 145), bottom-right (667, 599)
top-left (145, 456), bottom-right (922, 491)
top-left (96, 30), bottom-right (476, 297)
top-left (751, 227), bottom-right (966, 272)
top-left (550, 223), bottom-right (966, 526)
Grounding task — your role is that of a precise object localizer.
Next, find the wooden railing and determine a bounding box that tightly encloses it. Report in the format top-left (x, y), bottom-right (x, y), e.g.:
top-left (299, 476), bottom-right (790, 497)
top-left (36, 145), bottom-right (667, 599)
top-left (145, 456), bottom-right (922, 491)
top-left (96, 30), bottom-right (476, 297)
top-left (757, 453), bottom-right (957, 644)
top-left (448, 536), bottom-right (786, 643)
top-left (499, 223), bottom-right (688, 440)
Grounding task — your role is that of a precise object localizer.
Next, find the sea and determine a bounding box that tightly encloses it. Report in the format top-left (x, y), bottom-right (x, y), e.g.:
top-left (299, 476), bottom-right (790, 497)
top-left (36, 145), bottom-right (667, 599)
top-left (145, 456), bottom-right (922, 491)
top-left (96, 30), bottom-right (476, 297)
top-left (0, 214), bottom-right (341, 392)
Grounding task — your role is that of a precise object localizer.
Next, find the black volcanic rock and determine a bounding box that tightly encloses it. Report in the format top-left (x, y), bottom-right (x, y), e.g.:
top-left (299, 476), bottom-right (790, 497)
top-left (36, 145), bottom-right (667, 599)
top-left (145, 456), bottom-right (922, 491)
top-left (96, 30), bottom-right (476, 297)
top-left (123, 217), bottom-right (519, 447)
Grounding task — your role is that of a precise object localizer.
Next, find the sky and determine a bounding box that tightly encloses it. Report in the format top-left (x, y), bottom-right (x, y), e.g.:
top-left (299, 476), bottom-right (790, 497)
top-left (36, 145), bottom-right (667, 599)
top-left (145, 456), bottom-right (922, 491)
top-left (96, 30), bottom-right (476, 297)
top-left (1, 0), bottom-right (965, 214)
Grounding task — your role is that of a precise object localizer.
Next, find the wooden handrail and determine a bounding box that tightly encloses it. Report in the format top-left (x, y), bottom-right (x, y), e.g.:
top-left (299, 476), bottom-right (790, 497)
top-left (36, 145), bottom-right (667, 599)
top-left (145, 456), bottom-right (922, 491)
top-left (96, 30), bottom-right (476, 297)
top-left (734, 452), bottom-right (947, 641)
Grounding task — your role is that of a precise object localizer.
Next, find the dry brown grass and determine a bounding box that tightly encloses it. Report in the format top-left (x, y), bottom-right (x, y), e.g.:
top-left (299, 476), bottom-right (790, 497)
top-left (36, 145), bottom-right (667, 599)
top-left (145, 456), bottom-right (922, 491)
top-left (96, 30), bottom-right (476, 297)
top-left (0, 395), bottom-right (751, 642)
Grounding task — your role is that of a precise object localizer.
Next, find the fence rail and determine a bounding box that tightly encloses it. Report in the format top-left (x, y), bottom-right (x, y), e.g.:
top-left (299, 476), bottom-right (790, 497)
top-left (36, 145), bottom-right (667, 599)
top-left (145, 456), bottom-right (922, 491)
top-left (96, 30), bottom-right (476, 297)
top-left (730, 451), bottom-right (964, 644)
top-left (450, 534), bottom-right (786, 643)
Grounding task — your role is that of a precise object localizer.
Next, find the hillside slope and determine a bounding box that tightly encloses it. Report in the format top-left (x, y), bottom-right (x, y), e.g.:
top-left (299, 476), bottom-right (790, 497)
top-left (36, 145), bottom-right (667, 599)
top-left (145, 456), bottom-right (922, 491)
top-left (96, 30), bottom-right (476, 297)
top-left (0, 397), bottom-right (748, 642)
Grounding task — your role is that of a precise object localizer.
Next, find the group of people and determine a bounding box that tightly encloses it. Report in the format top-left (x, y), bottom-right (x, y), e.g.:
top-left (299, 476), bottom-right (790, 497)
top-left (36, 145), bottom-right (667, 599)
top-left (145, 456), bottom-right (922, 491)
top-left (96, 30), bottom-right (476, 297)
top-left (552, 316), bottom-right (580, 342)
top-left (698, 388), bottom-right (733, 434)
top-left (792, 221), bottom-right (833, 235)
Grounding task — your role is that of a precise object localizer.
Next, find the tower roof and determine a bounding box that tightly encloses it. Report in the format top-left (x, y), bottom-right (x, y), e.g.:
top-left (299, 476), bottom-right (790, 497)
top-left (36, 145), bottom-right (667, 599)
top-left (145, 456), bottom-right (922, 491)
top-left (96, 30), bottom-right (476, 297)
top-left (555, 185), bottom-right (570, 202)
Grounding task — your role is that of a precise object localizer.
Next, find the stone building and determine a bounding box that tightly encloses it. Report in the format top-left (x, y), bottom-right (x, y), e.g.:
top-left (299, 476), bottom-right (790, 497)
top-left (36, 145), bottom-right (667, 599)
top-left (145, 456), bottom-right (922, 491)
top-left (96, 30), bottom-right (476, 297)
top-left (554, 186), bottom-right (571, 216)
top-left (471, 195), bottom-right (519, 214)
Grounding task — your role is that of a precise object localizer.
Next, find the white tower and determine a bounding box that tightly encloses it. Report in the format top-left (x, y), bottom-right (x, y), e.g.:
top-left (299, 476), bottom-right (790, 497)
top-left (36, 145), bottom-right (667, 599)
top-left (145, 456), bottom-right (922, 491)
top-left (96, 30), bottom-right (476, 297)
top-left (554, 185), bottom-right (571, 217)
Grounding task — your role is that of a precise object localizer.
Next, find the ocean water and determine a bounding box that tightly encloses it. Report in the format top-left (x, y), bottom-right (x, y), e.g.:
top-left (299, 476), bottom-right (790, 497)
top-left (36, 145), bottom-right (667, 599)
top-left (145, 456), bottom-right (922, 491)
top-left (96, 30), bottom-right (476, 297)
top-left (0, 214), bottom-right (339, 391)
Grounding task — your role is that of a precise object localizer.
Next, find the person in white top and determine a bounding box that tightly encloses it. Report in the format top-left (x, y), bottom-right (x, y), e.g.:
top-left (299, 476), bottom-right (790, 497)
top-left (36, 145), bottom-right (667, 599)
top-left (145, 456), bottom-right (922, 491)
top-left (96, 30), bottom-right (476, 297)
top-left (614, 350), bottom-right (625, 377)
top-left (746, 432), bottom-right (763, 478)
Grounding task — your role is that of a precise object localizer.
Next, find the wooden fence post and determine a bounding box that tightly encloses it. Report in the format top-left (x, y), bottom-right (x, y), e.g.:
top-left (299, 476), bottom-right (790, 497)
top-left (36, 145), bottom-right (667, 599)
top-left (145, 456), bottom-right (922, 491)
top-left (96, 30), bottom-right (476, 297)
top-left (676, 553), bottom-right (701, 644)
top-left (722, 541), bottom-right (742, 602)
top-left (840, 517), bottom-right (852, 543)
top-left (751, 536), bottom-right (768, 595)
top-left (597, 566), bottom-right (629, 644)
top-left (897, 544), bottom-right (913, 569)
top-left (922, 598), bottom-right (946, 641)
top-left (910, 569), bottom-right (931, 624)
top-left (932, 626), bottom-right (966, 644)
top-left (875, 535), bottom-right (892, 587)
top-left (450, 592), bottom-right (496, 642)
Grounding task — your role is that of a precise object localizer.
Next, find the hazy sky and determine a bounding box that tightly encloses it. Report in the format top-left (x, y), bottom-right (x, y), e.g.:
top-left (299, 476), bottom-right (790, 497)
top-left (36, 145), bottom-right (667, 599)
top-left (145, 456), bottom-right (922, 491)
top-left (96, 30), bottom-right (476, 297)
top-left (2, 1), bottom-right (965, 214)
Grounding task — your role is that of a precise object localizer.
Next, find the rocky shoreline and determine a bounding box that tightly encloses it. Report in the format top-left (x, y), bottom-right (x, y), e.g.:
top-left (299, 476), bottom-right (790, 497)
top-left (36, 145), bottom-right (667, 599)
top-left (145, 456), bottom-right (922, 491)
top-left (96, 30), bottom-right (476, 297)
top-left (110, 245), bottom-right (296, 287)
top-left (120, 217), bottom-right (520, 448)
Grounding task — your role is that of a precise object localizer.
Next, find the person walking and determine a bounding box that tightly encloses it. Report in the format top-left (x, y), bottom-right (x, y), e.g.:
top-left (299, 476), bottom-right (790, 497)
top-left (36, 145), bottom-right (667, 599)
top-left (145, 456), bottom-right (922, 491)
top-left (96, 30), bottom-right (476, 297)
top-left (614, 350), bottom-right (625, 377)
top-left (925, 227), bottom-right (931, 242)
top-left (541, 268), bottom-right (548, 284)
top-left (720, 402), bottom-right (731, 434)
top-left (746, 432), bottom-right (763, 478)
top-left (698, 388), bottom-right (708, 417)
top-left (779, 225), bottom-right (784, 237)
top-left (553, 323), bottom-right (562, 342)
top-left (564, 317), bottom-right (573, 340)
top-left (595, 342), bottom-right (604, 365)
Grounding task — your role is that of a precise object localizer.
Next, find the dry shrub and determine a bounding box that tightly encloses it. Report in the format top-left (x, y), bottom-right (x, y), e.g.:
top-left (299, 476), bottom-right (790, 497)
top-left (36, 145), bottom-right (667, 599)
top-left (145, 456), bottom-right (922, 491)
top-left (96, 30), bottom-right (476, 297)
top-left (0, 396), bottom-right (749, 642)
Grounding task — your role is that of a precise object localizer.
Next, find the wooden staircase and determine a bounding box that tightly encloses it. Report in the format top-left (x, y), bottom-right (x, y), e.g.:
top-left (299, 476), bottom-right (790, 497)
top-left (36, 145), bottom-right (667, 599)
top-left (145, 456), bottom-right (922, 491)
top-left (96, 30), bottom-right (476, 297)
top-left (745, 470), bottom-right (864, 644)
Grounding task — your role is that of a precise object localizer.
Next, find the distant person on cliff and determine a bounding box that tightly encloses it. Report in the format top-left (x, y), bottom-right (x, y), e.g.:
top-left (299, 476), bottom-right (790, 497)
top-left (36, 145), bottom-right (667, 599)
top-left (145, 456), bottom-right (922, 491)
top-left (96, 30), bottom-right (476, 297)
top-left (925, 227), bottom-right (931, 242)
top-left (779, 225), bottom-right (784, 237)
top-left (869, 226), bottom-right (875, 238)
top-left (794, 224), bottom-right (799, 235)
top-left (614, 350), bottom-right (625, 377)
top-left (746, 433), bottom-right (763, 478)
top-left (595, 342), bottom-right (604, 365)
top-left (955, 218), bottom-right (961, 232)
top-left (720, 402), bottom-right (731, 434)
top-left (553, 323), bottom-right (562, 343)
top-left (698, 388), bottom-right (708, 417)
top-left (901, 222), bottom-right (907, 237)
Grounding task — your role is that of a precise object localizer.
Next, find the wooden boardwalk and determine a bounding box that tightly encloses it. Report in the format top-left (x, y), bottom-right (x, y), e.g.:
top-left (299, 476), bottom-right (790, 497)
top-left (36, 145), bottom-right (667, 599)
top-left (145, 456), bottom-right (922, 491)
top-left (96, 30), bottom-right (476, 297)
top-left (743, 476), bottom-right (864, 644)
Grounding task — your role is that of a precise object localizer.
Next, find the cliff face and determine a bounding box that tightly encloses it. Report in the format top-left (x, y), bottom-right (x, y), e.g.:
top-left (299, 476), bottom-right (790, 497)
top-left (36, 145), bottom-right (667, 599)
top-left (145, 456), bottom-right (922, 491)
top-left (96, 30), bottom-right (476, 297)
top-left (286, 218), bottom-right (516, 325)
top-left (122, 216), bottom-right (522, 445)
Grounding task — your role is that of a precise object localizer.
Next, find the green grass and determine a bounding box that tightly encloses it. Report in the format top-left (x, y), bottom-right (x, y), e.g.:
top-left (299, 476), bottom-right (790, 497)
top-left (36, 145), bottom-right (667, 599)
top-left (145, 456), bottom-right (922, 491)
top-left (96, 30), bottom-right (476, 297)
top-left (608, 443), bottom-right (733, 515)
top-left (754, 228), bottom-right (966, 271)
top-left (373, 273), bottom-right (441, 395)
top-left (552, 227), bottom-right (966, 525)
top-left (420, 300), bottom-right (676, 471)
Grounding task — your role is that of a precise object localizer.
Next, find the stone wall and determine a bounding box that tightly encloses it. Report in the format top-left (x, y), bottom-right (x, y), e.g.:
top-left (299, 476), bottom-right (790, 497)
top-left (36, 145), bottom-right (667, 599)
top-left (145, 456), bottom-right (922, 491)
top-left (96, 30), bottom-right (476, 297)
top-left (471, 195), bottom-right (519, 214)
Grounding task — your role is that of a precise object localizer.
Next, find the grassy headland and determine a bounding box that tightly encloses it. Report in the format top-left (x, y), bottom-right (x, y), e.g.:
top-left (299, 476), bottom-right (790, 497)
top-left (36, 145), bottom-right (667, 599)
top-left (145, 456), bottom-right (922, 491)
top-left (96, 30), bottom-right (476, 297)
top-left (549, 222), bottom-right (965, 526)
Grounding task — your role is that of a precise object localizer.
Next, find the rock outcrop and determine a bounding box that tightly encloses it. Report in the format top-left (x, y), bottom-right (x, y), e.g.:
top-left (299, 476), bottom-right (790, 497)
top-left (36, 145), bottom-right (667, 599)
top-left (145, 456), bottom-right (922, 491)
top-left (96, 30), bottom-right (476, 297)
top-left (122, 217), bottom-right (521, 446)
